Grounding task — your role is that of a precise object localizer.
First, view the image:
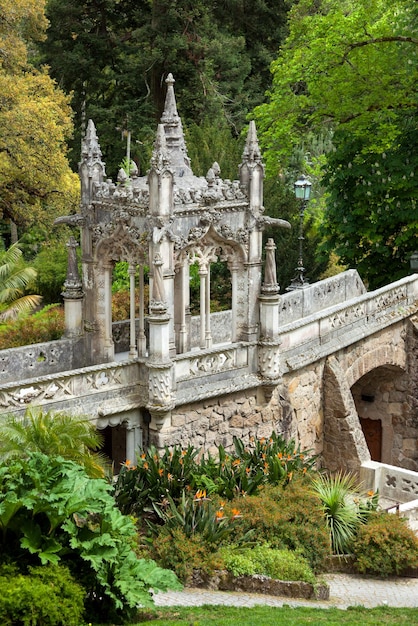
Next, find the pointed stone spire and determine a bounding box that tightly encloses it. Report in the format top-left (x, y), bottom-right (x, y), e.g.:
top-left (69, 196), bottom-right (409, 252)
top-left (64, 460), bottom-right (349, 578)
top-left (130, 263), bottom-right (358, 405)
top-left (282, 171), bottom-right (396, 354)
top-left (81, 119), bottom-right (104, 167)
top-left (242, 120), bottom-right (262, 164)
top-left (159, 74), bottom-right (192, 177)
top-left (79, 119), bottom-right (106, 204)
top-left (239, 120), bottom-right (264, 206)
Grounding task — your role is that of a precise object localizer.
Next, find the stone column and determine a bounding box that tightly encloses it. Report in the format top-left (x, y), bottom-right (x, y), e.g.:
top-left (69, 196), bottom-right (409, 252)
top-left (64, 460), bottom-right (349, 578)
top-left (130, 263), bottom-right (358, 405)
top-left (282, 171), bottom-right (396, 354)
top-left (128, 264), bottom-right (138, 358)
top-left (137, 264), bottom-right (147, 356)
top-left (199, 264), bottom-right (207, 349)
top-left (146, 253), bottom-right (174, 434)
top-left (62, 237), bottom-right (84, 338)
top-left (258, 238), bottom-right (281, 401)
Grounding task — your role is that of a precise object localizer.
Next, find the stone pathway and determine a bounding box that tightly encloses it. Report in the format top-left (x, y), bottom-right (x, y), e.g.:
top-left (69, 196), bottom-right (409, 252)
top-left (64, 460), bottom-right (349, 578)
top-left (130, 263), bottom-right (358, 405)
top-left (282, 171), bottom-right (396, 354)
top-left (153, 573), bottom-right (418, 609)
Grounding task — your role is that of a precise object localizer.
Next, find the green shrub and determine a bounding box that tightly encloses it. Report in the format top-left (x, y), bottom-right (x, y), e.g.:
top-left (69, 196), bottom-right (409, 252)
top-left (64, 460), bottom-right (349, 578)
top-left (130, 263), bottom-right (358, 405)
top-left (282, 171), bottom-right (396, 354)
top-left (352, 512), bottom-right (418, 577)
top-left (225, 478), bottom-right (330, 572)
top-left (312, 472), bottom-right (379, 554)
top-left (219, 544), bottom-right (316, 583)
top-left (150, 527), bottom-right (224, 582)
top-left (0, 563), bottom-right (85, 626)
top-left (0, 304), bottom-right (64, 348)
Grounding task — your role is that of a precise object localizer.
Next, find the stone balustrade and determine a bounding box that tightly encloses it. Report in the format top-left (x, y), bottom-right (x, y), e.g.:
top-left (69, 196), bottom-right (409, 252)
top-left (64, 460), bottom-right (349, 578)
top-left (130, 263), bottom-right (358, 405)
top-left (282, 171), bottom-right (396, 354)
top-left (360, 460), bottom-right (418, 503)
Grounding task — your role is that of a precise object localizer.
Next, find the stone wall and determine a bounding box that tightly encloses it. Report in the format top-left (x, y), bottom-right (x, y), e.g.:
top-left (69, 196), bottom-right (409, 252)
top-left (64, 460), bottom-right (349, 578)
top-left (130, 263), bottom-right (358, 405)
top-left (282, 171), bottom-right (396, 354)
top-left (150, 386), bottom-right (296, 456)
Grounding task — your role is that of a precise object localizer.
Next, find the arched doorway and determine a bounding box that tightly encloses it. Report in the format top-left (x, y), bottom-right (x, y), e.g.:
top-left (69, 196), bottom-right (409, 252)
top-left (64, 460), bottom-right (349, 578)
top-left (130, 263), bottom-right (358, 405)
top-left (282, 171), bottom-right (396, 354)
top-left (351, 365), bottom-right (408, 465)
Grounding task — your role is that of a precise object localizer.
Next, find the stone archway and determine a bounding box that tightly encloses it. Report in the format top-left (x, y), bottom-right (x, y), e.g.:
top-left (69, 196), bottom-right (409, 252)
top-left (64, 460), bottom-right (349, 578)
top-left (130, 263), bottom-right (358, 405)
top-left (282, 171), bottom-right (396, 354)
top-left (351, 364), bottom-right (408, 466)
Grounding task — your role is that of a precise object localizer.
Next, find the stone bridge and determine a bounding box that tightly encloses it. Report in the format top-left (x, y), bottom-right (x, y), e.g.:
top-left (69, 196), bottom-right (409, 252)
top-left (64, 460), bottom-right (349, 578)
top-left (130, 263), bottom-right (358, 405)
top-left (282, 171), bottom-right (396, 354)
top-left (1, 74), bottom-right (418, 475)
top-left (1, 270), bottom-right (418, 474)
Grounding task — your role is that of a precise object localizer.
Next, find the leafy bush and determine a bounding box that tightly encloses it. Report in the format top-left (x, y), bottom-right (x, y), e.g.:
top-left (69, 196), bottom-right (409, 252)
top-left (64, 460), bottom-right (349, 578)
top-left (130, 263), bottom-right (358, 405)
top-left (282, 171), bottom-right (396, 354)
top-left (0, 304), bottom-right (64, 348)
top-left (33, 244), bottom-right (69, 304)
top-left (352, 512), bottom-right (418, 577)
top-left (150, 528), bottom-right (224, 582)
top-left (0, 563), bottom-right (85, 626)
top-left (312, 472), bottom-right (378, 554)
top-left (0, 452), bottom-right (181, 624)
top-left (219, 544), bottom-right (316, 583)
top-left (225, 478), bottom-right (330, 572)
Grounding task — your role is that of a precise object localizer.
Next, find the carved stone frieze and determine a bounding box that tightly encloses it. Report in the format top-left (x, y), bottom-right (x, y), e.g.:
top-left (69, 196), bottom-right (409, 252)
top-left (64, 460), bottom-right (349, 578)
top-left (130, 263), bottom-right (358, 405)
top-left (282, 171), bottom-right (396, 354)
top-left (188, 350), bottom-right (235, 377)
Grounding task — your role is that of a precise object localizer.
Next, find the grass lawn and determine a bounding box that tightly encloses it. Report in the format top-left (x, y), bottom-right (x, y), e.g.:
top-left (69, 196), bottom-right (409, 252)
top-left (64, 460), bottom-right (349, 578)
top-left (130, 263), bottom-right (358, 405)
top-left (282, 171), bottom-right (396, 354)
top-left (127, 605), bottom-right (418, 625)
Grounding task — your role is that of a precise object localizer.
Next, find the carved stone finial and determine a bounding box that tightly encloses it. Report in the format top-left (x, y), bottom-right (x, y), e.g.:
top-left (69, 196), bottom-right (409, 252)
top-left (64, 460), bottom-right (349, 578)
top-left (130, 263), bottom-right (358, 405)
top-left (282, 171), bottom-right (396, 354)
top-left (242, 120), bottom-right (262, 164)
top-left (161, 73), bottom-right (180, 125)
top-left (262, 238), bottom-right (279, 295)
top-left (81, 120), bottom-right (103, 163)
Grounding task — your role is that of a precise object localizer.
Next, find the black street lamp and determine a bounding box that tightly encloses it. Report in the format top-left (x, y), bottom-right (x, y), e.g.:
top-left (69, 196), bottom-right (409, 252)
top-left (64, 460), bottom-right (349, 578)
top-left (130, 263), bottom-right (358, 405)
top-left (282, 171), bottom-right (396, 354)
top-left (287, 174), bottom-right (312, 290)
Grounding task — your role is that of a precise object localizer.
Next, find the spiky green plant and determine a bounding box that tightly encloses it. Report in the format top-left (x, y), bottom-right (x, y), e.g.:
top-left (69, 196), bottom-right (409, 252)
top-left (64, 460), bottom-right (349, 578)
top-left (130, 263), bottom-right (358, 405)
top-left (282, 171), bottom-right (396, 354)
top-left (0, 242), bottom-right (41, 321)
top-left (0, 407), bottom-right (107, 478)
top-left (311, 471), bottom-right (376, 555)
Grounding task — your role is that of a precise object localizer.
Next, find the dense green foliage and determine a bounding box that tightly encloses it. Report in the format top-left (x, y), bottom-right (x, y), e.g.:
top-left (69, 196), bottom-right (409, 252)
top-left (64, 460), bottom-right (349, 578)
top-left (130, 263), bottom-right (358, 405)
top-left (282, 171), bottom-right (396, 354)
top-left (255, 0), bottom-right (418, 287)
top-left (0, 452), bottom-right (181, 623)
top-left (41, 0), bottom-right (291, 174)
top-left (321, 118), bottom-right (418, 289)
top-left (0, 304), bottom-right (64, 348)
top-left (0, 563), bottom-right (85, 626)
top-left (352, 512), bottom-right (418, 576)
top-left (114, 433), bottom-right (317, 517)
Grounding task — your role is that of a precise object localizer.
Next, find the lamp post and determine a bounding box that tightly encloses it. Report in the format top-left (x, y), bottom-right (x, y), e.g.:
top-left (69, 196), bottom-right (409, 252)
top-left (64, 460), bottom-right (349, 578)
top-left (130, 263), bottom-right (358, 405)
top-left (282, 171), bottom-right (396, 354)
top-left (287, 174), bottom-right (312, 290)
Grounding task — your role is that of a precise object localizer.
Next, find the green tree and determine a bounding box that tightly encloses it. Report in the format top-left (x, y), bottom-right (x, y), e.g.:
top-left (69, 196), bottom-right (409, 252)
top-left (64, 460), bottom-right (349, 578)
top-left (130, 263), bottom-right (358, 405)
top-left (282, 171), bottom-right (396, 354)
top-left (0, 0), bottom-right (79, 233)
top-left (255, 0), bottom-right (418, 286)
top-left (321, 116), bottom-right (418, 288)
top-left (0, 408), bottom-right (106, 478)
top-left (0, 242), bottom-right (41, 321)
top-left (255, 0), bottom-right (418, 173)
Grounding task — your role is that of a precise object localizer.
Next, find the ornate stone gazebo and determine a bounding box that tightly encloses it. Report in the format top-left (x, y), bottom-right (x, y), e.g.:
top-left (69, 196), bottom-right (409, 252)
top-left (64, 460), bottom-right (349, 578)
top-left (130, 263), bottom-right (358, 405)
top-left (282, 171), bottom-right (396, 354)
top-left (59, 73), bottom-right (290, 449)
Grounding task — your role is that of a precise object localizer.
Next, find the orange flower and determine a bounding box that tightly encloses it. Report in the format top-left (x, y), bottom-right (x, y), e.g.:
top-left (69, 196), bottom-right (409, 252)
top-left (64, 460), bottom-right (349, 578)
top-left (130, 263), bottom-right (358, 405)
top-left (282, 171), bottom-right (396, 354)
top-left (143, 461), bottom-right (149, 470)
top-left (215, 510), bottom-right (225, 520)
top-left (158, 468), bottom-right (164, 476)
top-left (288, 471), bottom-right (293, 481)
top-left (167, 473), bottom-right (173, 481)
top-left (232, 459), bottom-right (241, 467)
top-left (277, 452), bottom-right (283, 459)
top-left (303, 467), bottom-right (307, 474)
top-left (194, 489), bottom-right (207, 501)
top-left (367, 490), bottom-right (375, 497)
top-left (140, 453), bottom-right (146, 460)
top-left (231, 508), bottom-right (242, 518)
top-left (124, 459), bottom-right (131, 467)
top-left (299, 454), bottom-right (304, 460)
top-left (246, 467), bottom-right (251, 475)
top-left (220, 501), bottom-right (226, 508)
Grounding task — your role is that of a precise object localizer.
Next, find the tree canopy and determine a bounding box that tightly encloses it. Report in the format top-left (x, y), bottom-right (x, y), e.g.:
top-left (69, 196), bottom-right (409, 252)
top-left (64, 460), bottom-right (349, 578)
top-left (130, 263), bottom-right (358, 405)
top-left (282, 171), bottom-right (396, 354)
top-left (255, 0), bottom-right (418, 287)
top-left (0, 0), bottom-right (79, 233)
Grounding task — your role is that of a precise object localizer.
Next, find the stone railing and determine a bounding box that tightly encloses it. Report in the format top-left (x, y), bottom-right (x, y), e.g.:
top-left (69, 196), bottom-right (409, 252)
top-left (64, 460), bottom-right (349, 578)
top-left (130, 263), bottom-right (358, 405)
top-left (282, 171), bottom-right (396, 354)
top-left (360, 460), bottom-right (418, 504)
top-left (0, 338), bottom-right (80, 385)
top-left (279, 274), bottom-right (418, 372)
top-left (174, 341), bottom-right (259, 405)
top-left (0, 360), bottom-right (147, 419)
top-left (278, 270), bottom-right (366, 325)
